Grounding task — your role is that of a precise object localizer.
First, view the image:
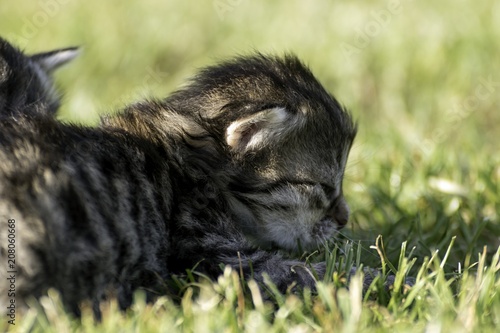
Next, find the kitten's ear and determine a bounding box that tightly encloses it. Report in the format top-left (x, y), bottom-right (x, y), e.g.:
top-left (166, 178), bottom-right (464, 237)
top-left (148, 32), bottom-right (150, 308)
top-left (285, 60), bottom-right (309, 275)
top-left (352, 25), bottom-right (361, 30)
top-left (30, 46), bottom-right (80, 73)
top-left (226, 107), bottom-right (301, 154)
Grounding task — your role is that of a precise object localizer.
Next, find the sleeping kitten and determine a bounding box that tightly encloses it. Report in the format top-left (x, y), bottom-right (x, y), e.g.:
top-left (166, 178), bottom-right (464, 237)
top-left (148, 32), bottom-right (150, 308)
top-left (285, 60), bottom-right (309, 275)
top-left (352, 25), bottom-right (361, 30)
top-left (0, 37), bottom-right (79, 118)
top-left (0, 39), bottom-right (356, 316)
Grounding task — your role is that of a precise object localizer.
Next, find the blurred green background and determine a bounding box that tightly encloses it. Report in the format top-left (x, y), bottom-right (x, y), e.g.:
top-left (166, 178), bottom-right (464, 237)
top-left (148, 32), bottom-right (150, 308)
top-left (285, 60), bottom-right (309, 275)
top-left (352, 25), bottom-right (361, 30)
top-left (1, 0), bottom-right (499, 268)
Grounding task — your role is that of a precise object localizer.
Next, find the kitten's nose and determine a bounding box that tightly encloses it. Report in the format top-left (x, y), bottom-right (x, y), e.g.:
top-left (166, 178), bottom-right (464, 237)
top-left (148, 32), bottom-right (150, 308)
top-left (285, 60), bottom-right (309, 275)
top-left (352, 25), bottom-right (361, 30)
top-left (329, 196), bottom-right (350, 228)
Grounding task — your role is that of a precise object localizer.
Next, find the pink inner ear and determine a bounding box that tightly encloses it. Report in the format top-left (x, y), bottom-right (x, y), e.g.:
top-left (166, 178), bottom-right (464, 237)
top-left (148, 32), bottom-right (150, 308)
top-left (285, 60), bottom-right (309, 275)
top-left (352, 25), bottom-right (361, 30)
top-left (227, 106), bottom-right (295, 152)
top-left (237, 122), bottom-right (261, 150)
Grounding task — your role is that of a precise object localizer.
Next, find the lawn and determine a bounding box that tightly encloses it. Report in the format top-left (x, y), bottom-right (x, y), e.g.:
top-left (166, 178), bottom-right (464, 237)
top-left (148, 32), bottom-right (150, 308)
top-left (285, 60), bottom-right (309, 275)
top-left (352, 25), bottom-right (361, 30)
top-left (1, 0), bottom-right (499, 332)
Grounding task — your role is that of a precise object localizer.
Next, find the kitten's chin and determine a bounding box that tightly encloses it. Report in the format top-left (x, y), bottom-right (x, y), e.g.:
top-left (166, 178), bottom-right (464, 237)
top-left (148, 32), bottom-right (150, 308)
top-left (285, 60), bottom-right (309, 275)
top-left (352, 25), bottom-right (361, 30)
top-left (312, 218), bottom-right (338, 239)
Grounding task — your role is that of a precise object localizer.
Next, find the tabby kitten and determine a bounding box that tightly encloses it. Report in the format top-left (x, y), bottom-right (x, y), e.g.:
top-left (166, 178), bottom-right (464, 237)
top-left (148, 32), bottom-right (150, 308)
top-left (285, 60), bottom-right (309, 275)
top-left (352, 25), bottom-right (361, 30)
top-left (0, 38), bottom-right (79, 118)
top-left (0, 39), bottom-right (356, 316)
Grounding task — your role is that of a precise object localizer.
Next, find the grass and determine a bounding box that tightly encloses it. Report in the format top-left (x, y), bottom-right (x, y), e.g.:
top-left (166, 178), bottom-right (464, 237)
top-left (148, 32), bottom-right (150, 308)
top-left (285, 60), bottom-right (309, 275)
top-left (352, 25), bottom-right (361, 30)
top-left (1, 0), bottom-right (499, 332)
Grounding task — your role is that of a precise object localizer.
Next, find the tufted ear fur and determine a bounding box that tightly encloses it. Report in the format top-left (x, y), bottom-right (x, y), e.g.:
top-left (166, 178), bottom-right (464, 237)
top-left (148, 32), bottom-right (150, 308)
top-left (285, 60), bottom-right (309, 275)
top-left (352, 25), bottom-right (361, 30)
top-left (30, 46), bottom-right (80, 73)
top-left (226, 107), bottom-right (301, 154)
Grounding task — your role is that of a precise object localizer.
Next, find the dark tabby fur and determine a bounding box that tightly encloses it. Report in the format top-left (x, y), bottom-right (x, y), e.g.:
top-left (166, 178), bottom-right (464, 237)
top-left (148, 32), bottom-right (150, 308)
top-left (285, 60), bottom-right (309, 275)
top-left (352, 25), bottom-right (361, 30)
top-left (0, 38), bottom-right (357, 316)
top-left (0, 38), bottom-right (78, 118)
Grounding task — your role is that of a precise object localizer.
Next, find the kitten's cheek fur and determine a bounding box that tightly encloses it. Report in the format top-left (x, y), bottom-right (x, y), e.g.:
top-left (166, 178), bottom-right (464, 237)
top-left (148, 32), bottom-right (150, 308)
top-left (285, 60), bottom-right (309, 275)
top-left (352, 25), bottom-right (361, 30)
top-left (264, 216), bottom-right (337, 252)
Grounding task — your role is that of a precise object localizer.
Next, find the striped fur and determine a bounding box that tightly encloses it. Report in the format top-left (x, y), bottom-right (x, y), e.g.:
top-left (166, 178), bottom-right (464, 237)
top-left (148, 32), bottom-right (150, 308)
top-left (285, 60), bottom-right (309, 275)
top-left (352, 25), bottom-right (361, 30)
top-left (0, 40), bottom-right (357, 316)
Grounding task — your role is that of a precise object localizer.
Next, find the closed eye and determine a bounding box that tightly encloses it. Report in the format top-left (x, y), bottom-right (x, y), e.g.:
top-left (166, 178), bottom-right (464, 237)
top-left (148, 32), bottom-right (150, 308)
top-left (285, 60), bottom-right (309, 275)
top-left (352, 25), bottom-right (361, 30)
top-left (278, 179), bottom-right (338, 200)
top-left (253, 179), bottom-right (337, 202)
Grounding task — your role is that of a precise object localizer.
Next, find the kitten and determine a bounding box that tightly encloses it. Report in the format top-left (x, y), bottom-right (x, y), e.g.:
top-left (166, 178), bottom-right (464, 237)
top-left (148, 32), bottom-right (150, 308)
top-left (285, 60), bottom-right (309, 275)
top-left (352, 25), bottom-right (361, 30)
top-left (0, 39), bottom-right (356, 316)
top-left (0, 37), bottom-right (79, 118)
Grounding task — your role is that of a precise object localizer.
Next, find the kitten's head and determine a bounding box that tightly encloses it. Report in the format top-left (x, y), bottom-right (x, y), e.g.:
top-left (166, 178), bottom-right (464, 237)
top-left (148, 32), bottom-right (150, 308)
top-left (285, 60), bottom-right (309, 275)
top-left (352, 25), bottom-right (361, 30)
top-left (0, 38), bottom-right (79, 117)
top-left (178, 54), bottom-right (357, 252)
